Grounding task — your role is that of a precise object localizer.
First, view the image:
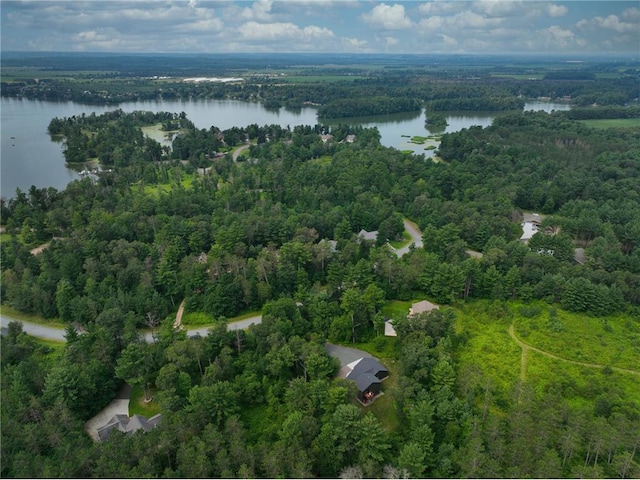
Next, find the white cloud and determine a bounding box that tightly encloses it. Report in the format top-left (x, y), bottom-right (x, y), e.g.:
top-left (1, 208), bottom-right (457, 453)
top-left (384, 36), bottom-right (399, 46)
top-left (341, 37), bottom-right (369, 51)
top-left (418, 15), bottom-right (445, 32)
top-left (546, 4), bottom-right (568, 18)
top-left (240, 0), bottom-right (274, 22)
top-left (418, 1), bottom-right (465, 16)
top-left (539, 25), bottom-right (581, 49)
top-left (622, 7), bottom-right (640, 22)
top-left (474, 1), bottom-right (524, 17)
top-left (238, 21), bottom-right (333, 41)
top-left (577, 14), bottom-right (638, 33)
top-left (362, 3), bottom-right (414, 30)
top-left (451, 11), bottom-right (503, 29)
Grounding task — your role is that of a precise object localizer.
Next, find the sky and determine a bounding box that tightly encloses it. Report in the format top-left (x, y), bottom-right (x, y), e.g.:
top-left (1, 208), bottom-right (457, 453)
top-left (1, 1), bottom-right (639, 55)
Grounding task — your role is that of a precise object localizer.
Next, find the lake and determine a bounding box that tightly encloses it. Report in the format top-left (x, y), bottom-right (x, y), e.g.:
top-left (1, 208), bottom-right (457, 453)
top-left (0, 97), bottom-right (568, 198)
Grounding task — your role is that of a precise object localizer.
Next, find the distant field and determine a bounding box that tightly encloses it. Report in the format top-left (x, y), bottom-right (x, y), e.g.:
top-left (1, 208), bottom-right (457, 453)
top-left (280, 75), bottom-right (365, 83)
top-left (579, 118), bottom-right (640, 129)
top-left (491, 74), bottom-right (544, 80)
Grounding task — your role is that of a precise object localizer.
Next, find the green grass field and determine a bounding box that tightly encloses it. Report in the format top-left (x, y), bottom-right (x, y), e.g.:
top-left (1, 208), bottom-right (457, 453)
top-left (389, 231), bottom-right (411, 249)
top-left (579, 118), bottom-right (640, 129)
top-left (129, 385), bottom-right (162, 417)
top-left (513, 307), bottom-right (640, 371)
top-left (455, 300), bottom-right (640, 414)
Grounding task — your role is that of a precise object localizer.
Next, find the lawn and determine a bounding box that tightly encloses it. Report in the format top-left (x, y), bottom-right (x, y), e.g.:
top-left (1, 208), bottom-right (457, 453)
top-left (142, 174), bottom-right (195, 196)
top-left (129, 385), bottom-right (162, 417)
top-left (579, 118), bottom-right (640, 129)
top-left (389, 231), bottom-right (411, 249)
top-left (182, 310), bottom-right (262, 326)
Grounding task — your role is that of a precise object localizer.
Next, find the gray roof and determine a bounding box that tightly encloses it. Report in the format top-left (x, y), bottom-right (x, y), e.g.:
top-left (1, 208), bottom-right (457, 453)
top-left (353, 372), bottom-right (381, 392)
top-left (346, 357), bottom-right (388, 381)
top-left (97, 413), bottom-right (162, 441)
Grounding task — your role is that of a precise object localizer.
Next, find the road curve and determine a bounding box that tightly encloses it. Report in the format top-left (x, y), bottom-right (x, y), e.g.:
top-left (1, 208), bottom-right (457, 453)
top-left (394, 219), bottom-right (424, 258)
top-left (1, 312), bottom-right (262, 343)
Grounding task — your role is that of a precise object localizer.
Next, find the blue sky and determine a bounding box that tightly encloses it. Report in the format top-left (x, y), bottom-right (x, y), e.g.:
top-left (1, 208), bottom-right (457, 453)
top-left (1, 1), bottom-right (639, 55)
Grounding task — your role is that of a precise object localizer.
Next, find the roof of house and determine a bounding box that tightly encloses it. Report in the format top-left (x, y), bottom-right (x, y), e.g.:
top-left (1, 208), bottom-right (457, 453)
top-left (409, 300), bottom-right (439, 316)
top-left (357, 229), bottom-right (379, 242)
top-left (346, 357), bottom-right (388, 382)
top-left (353, 372), bottom-right (381, 392)
top-left (97, 413), bottom-right (162, 441)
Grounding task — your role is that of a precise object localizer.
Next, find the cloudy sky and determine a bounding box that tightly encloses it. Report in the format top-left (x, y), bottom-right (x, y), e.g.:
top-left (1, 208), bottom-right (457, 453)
top-left (1, 1), bottom-right (639, 55)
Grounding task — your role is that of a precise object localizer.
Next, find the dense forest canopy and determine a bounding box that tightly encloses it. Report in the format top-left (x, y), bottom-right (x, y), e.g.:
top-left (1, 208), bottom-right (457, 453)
top-left (1, 55), bottom-right (639, 478)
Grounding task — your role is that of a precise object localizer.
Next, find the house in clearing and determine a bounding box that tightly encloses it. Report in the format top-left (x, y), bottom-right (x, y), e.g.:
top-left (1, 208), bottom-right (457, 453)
top-left (341, 357), bottom-right (389, 404)
top-left (357, 229), bottom-right (379, 243)
top-left (409, 300), bottom-right (439, 317)
top-left (97, 413), bottom-right (162, 441)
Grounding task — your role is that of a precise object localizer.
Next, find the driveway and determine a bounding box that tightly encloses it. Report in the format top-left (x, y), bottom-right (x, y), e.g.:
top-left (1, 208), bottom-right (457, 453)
top-left (394, 219), bottom-right (423, 258)
top-left (324, 342), bottom-right (374, 367)
top-left (84, 383), bottom-right (131, 441)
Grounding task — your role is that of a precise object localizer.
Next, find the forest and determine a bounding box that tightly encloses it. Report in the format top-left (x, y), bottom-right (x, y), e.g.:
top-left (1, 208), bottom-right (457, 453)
top-left (1, 95), bottom-right (639, 478)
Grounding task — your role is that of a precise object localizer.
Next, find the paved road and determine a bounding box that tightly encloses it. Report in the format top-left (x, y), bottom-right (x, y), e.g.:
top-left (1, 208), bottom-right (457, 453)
top-left (324, 342), bottom-right (374, 367)
top-left (1, 314), bottom-right (67, 341)
top-left (1, 312), bottom-right (262, 343)
top-left (393, 219), bottom-right (424, 257)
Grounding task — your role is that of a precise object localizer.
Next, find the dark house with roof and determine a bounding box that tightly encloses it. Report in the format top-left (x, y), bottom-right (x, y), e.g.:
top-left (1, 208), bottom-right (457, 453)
top-left (342, 357), bottom-right (389, 404)
top-left (97, 413), bottom-right (162, 441)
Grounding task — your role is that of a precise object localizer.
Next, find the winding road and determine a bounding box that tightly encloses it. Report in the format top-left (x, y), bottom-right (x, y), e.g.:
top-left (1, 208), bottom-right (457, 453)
top-left (1, 312), bottom-right (262, 343)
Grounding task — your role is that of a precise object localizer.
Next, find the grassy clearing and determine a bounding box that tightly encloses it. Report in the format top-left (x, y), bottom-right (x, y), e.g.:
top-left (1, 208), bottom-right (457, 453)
top-left (381, 300), bottom-right (413, 319)
top-left (455, 302), bottom-right (522, 403)
top-left (455, 300), bottom-right (640, 416)
top-left (129, 385), bottom-right (162, 417)
top-left (513, 307), bottom-right (640, 371)
top-left (310, 155), bottom-right (332, 166)
top-left (389, 231), bottom-right (411, 249)
top-left (142, 174), bottom-right (195, 196)
top-left (182, 310), bottom-right (262, 326)
top-left (579, 118), bottom-right (640, 129)
top-left (0, 305), bottom-right (66, 328)
top-left (524, 349), bottom-right (640, 410)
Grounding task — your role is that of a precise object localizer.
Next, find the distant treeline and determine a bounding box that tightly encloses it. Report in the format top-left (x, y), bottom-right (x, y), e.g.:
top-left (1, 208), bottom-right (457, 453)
top-left (425, 96), bottom-right (525, 111)
top-left (317, 96), bottom-right (421, 118)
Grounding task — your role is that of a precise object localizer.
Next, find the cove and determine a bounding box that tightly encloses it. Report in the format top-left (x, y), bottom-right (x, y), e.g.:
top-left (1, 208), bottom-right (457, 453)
top-left (0, 97), bottom-right (569, 198)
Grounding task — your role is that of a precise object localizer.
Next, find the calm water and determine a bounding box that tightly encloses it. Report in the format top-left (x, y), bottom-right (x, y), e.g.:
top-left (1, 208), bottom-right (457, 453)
top-left (0, 97), bottom-right (568, 198)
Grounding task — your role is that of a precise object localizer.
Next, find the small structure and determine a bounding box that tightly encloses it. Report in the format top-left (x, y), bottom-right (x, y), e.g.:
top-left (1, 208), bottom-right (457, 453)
top-left (345, 135), bottom-right (356, 143)
top-left (409, 300), bottom-right (439, 316)
top-left (357, 229), bottom-right (379, 243)
top-left (520, 212), bottom-right (543, 242)
top-left (320, 134), bottom-right (333, 143)
top-left (574, 247), bottom-right (587, 265)
top-left (97, 413), bottom-right (162, 441)
top-left (384, 319), bottom-right (397, 337)
top-left (342, 357), bottom-right (389, 404)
